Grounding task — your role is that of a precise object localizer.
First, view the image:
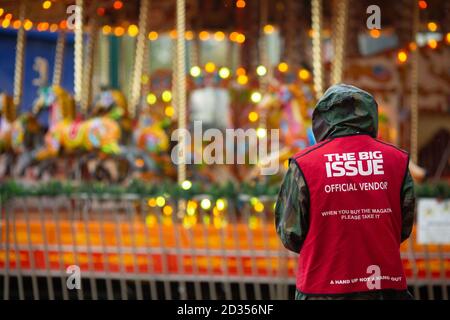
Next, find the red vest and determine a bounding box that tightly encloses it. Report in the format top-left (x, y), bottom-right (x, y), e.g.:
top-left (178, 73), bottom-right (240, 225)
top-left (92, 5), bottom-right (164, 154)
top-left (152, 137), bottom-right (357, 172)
top-left (293, 134), bottom-right (409, 294)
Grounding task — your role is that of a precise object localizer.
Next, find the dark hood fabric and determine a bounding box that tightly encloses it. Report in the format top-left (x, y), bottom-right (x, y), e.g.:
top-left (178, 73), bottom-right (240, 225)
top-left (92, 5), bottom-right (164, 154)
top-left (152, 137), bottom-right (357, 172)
top-left (312, 84), bottom-right (378, 142)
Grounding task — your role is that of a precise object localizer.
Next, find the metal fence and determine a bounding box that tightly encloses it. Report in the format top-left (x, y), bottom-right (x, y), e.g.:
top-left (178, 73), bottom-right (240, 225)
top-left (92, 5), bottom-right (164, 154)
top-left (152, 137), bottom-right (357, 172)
top-left (0, 195), bottom-right (449, 300)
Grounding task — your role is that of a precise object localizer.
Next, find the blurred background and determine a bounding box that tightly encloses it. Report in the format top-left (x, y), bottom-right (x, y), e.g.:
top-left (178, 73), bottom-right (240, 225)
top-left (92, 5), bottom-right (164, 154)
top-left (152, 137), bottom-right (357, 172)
top-left (0, 0), bottom-right (449, 300)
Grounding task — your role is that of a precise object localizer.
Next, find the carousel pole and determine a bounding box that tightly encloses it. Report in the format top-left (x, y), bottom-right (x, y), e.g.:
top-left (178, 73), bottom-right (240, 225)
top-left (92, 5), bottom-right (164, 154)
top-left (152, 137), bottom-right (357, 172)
top-left (176, 0), bottom-right (187, 206)
top-left (129, 0), bottom-right (150, 118)
top-left (330, 0), bottom-right (348, 85)
top-left (13, 1), bottom-right (26, 109)
top-left (410, 2), bottom-right (419, 164)
top-left (311, 0), bottom-right (323, 99)
top-left (52, 31), bottom-right (66, 87)
top-left (74, 0), bottom-right (84, 114)
top-left (258, 0), bottom-right (269, 131)
top-left (81, 22), bottom-right (98, 114)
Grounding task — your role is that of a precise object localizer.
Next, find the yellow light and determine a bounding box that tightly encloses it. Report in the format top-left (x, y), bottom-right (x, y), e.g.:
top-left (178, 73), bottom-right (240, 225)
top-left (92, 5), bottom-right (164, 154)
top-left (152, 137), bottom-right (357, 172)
top-left (254, 201), bottom-right (264, 213)
top-left (181, 180), bottom-right (192, 190)
top-left (114, 26), bottom-right (125, 37)
top-left (147, 198), bottom-right (157, 207)
top-left (427, 22), bottom-right (438, 32)
top-left (250, 197), bottom-right (258, 206)
top-left (446, 33), bottom-right (450, 44)
top-left (102, 25), bottom-right (112, 35)
top-left (248, 111), bottom-right (259, 122)
top-left (5, 13), bottom-right (12, 20)
top-left (145, 214), bottom-right (157, 227)
top-left (214, 31), bottom-right (225, 41)
top-left (284, 159), bottom-right (289, 169)
top-left (235, 33), bottom-right (245, 44)
top-left (370, 29), bottom-right (381, 38)
top-left (263, 24), bottom-right (274, 34)
top-left (236, 0), bottom-right (246, 8)
top-left (128, 24), bottom-right (139, 37)
top-left (298, 68), bottom-right (311, 80)
top-left (236, 67), bottom-right (246, 76)
top-left (23, 20), bottom-right (32, 31)
top-left (216, 199), bottom-right (226, 211)
top-left (42, 1), bottom-right (52, 10)
top-left (169, 29), bottom-right (177, 39)
top-left (205, 62), bottom-right (216, 73)
top-left (397, 50), bottom-right (408, 63)
top-left (200, 199), bottom-right (212, 210)
top-left (141, 74), bottom-right (149, 84)
top-left (256, 65), bottom-right (267, 76)
top-left (2, 19), bottom-right (10, 28)
top-left (156, 196), bottom-right (166, 207)
top-left (148, 31), bottom-right (158, 41)
top-left (165, 106), bottom-right (174, 117)
top-left (161, 90), bottom-right (172, 102)
top-left (0, 8), bottom-right (4, 17)
top-left (428, 39), bottom-right (438, 49)
top-left (218, 67), bottom-right (230, 79)
top-left (237, 75), bottom-right (248, 85)
top-left (190, 66), bottom-right (201, 77)
top-left (250, 91), bottom-right (262, 103)
top-left (256, 128), bottom-right (267, 138)
top-left (187, 200), bottom-right (197, 216)
top-left (146, 93), bottom-right (157, 105)
top-left (199, 31), bottom-right (210, 41)
top-left (186, 206), bottom-right (196, 216)
top-left (278, 62), bottom-right (288, 73)
top-left (185, 30), bottom-right (194, 40)
top-left (163, 205), bottom-right (173, 216)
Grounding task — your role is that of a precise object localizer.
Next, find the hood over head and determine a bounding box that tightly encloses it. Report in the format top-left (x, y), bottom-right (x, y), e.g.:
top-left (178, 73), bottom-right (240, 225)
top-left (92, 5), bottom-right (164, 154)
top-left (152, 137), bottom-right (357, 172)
top-left (312, 84), bottom-right (378, 142)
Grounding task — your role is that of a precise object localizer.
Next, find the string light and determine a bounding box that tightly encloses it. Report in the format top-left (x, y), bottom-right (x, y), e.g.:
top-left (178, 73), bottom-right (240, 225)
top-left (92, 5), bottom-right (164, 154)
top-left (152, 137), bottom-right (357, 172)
top-left (97, 7), bottom-right (105, 16)
top-left (235, 33), bottom-right (245, 44)
top-left (12, 20), bottom-right (21, 29)
top-left (102, 25), bottom-right (112, 35)
top-left (254, 201), bottom-right (264, 213)
top-left (161, 90), bottom-right (172, 102)
top-left (23, 20), bottom-right (33, 31)
top-left (278, 62), bottom-right (288, 72)
top-left (169, 29), bottom-right (177, 39)
top-left (427, 39), bottom-right (438, 49)
top-left (148, 31), bottom-right (158, 41)
top-left (446, 33), bottom-right (450, 44)
top-left (181, 180), bottom-right (192, 190)
top-left (397, 50), bottom-right (408, 63)
top-left (236, 0), bottom-right (246, 8)
top-left (216, 199), bottom-right (226, 211)
top-left (42, 1), bottom-right (52, 10)
top-left (370, 29), bottom-right (381, 38)
top-left (214, 31), bottom-right (225, 41)
top-left (128, 24), bottom-right (139, 37)
top-left (237, 74), bottom-right (248, 85)
top-left (205, 62), bottom-right (216, 73)
top-left (163, 205), bottom-right (173, 216)
top-left (229, 32), bottom-right (238, 42)
top-left (256, 65), bottom-right (267, 76)
top-left (250, 91), bottom-right (262, 103)
top-left (263, 24), bottom-right (274, 34)
top-left (256, 128), bottom-right (267, 138)
top-left (147, 198), bottom-right (157, 207)
top-left (200, 199), bottom-right (212, 210)
top-left (190, 66), bottom-right (201, 77)
top-left (2, 19), bottom-right (10, 28)
top-left (165, 105), bottom-right (175, 117)
top-left (185, 30), bottom-right (194, 40)
top-left (49, 23), bottom-right (58, 32)
top-left (248, 111), bottom-right (259, 122)
top-left (146, 93), bottom-right (157, 105)
top-left (0, 8), bottom-right (4, 17)
top-left (114, 26), bottom-right (125, 37)
top-left (236, 67), bottom-right (246, 76)
top-left (218, 67), bottom-right (230, 79)
top-left (113, 1), bottom-right (123, 10)
top-left (418, 1), bottom-right (427, 9)
top-left (156, 196), bottom-right (166, 207)
top-left (427, 21), bottom-right (438, 32)
top-left (199, 31), bottom-right (210, 41)
top-left (298, 68), bottom-right (311, 81)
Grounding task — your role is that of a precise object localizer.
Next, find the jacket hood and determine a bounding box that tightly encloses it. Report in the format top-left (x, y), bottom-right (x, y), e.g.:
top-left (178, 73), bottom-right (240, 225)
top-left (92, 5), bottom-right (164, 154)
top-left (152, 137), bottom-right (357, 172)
top-left (312, 84), bottom-right (378, 142)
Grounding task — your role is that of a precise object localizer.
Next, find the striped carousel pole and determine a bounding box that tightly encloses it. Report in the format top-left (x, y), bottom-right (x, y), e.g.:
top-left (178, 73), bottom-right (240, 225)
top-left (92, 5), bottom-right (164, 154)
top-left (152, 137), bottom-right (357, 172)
top-left (13, 1), bottom-right (26, 109)
top-left (129, 0), bottom-right (150, 118)
top-left (410, 1), bottom-right (419, 164)
top-left (52, 31), bottom-right (66, 87)
top-left (331, 0), bottom-right (348, 85)
top-left (74, 0), bottom-right (84, 114)
top-left (311, 0), bottom-right (323, 99)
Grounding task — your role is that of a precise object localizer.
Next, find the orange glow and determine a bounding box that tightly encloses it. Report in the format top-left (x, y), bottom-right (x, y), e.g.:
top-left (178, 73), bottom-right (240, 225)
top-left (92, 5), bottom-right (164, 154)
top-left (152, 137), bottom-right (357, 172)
top-left (263, 24), bottom-right (274, 34)
top-left (370, 29), bottom-right (381, 38)
top-left (135, 158), bottom-right (144, 168)
top-left (49, 23), bottom-right (58, 32)
top-left (59, 20), bottom-right (67, 29)
top-left (114, 26), bottom-right (125, 37)
top-left (40, 22), bottom-right (49, 31)
top-left (148, 31), bottom-right (158, 41)
top-left (23, 20), bottom-right (32, 31)
top-left (236, 0), bottom-right (246, 8)
top-left (446, 33), bottom-right (450, 44)
top-left (236, 67), bottom-right (246, 76)
top-left (169, 29), bottom-right (177, 39)
top-left (427, 21), bottom-right (438, 32)
top-left (97, 7), bottom-right (105, 16)
top-left (427, 39), bottom-right (438, 49)
top-left (229, 32), bottom-right (238, 42)
top-left (199, 31), bottom-right (210, 41)
top-left (409, 42), bottom-right (417, 51)
top-left (12, 20), bottom-right (21, 29)
top-left (113, 1), bottom-right (123, 10)
top-left (397, 50), bottom-right (408, 63)
top-left (42, 1), bottom-right (52, 10)
top-left (418, 1), bottom-right (427, 9)
top-left (298, 69), bottom-right (311, 81)
top-left (5, 13), bottom-right (12, 20)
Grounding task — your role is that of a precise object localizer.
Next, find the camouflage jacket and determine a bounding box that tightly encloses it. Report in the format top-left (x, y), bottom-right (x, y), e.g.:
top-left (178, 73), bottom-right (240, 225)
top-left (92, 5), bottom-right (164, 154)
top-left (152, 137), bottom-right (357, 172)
top-left (275, 84), bottom-right (415, 300)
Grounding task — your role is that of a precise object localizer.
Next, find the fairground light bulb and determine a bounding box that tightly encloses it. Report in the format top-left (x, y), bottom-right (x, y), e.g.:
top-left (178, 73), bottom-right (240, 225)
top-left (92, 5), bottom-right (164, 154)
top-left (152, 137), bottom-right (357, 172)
top-left (200, 198), bottom-right (212, 210)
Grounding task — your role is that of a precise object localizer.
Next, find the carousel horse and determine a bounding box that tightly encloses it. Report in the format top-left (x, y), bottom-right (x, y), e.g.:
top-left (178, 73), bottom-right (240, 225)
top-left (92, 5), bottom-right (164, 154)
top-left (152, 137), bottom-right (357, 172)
top-left (0, 91), bottom-right (16, 176)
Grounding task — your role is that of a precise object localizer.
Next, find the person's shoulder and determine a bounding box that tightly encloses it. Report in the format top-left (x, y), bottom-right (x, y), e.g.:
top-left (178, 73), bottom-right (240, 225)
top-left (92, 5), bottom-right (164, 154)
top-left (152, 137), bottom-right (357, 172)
top-left (292, 139), bottom-right (333, 161)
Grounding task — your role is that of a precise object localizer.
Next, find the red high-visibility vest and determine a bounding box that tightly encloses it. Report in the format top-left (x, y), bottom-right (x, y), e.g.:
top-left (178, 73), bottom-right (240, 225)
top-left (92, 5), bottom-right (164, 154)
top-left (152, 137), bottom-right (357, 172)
top-left (293, 134), bottom-right (409, 295)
